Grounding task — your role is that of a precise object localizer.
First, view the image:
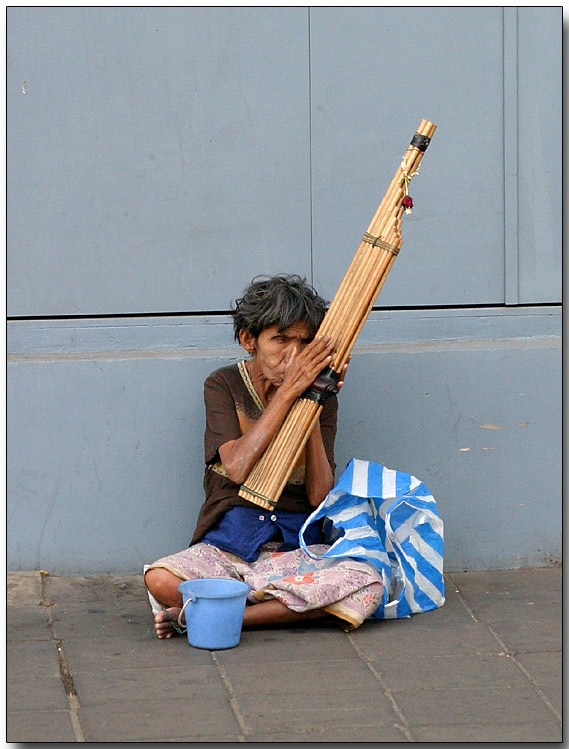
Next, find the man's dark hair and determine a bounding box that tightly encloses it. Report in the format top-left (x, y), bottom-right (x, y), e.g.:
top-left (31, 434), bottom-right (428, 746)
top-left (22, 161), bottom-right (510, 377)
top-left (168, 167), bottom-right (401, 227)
top-left (231, 274), bottom-right (328, 341)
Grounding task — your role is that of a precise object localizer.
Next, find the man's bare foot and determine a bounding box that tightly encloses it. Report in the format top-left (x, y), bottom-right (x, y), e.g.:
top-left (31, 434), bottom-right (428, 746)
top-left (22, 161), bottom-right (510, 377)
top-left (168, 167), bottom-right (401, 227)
top-left (154, 607), bottom-right (184, 639)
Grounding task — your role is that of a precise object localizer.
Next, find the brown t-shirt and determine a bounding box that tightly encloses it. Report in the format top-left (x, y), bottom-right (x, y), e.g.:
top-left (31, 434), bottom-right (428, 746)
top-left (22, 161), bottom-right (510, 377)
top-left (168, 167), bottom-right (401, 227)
top-left (190, 360), bottom-right (338, 544)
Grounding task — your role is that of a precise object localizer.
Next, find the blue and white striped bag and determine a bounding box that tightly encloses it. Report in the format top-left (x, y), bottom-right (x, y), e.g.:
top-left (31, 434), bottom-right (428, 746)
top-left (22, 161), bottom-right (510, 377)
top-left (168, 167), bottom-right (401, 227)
top-left (299, 458), bottom-right (445, 619)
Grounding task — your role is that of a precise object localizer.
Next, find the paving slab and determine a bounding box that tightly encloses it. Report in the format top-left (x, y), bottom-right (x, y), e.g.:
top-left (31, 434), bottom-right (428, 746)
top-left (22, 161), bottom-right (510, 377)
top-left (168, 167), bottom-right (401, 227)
top-left (243, 724), bottom-right (409, 742)
top-left (6, 600), bottom-right (52, 641)
top-left (78, 695), bottom-right (241, 742)
top-left (449, 568), bottom-right (561, 601)
top-left (73, 663), bottom-right (228, 706)
top-left (6, 708), bottom-right (78, 743)
top-left (7, 638), bottom-right (69, 716)
top-left (7, 639), bottom-right (62, 680)
top-left (352, 614), bottom-right (503, 660)
top-left (48, 597), bottom-right (153, 641)
top-left (222, 657), bottom-right (380, 696)
top-left (366, 652), bottom-right (530, 692)
top-left (61, 631), bottom-right (213, 672)
top-left (46, 573), bottom-right (147, 604)
top-left (7, 672), bottom-right (70, 713)
top-left (235, 690), bottom-right (401, 735)
top-left (7, 570), bottom-right (43, 602)
top-left (413, 721), bottom-right (563, 743)
top-left (395, 684), bottom-right (557, 727)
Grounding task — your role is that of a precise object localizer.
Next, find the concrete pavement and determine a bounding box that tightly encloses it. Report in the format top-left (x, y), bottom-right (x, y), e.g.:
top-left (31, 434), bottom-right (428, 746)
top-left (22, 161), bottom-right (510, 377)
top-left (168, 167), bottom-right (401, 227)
top-left (6, 567), bottom-right (562, 742)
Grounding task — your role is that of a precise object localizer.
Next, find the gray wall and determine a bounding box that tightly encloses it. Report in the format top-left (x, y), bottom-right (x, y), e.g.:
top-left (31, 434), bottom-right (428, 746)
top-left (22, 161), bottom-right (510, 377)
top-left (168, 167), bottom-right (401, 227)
top-left (7, 7), bottom-right (561, 574)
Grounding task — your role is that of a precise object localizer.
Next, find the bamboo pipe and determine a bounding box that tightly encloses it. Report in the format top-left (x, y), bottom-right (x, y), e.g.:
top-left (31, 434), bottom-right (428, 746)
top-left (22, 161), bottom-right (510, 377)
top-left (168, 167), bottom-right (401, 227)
top-left (239, 120), bottom-right (436, 509)
top-left (319, 131), bottom-right (430, 343)
top-left (328, 139), bottom-right (431, 360)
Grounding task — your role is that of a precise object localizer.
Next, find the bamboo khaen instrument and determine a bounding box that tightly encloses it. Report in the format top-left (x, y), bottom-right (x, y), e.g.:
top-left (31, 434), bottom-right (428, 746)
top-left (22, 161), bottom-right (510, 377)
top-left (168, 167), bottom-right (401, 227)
top-left (239, 119), bottom-right (437, 510)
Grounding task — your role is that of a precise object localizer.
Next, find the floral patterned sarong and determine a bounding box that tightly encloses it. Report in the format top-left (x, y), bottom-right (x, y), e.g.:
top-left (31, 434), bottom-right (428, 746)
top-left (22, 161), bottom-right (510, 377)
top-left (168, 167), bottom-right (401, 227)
top-left (145, 542), bottom-right (382, 629)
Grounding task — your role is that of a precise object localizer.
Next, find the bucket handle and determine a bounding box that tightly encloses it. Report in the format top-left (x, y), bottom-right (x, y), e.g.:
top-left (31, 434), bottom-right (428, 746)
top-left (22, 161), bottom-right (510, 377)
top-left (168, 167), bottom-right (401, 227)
top-left (178, 596), bottom-right (194, 630)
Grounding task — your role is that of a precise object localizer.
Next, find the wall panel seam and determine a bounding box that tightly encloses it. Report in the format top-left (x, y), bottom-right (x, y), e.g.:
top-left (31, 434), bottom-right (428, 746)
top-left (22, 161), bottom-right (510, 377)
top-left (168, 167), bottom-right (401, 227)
top-left (308, 7), bottom-right (314, 285)
top-left (503, 6), bottom-right (520, 305)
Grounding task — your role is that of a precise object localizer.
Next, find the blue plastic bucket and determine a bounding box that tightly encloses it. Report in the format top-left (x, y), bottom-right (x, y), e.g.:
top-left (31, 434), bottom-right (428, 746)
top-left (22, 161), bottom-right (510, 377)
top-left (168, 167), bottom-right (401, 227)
top-left (178, 578), bottom-right (250, 650)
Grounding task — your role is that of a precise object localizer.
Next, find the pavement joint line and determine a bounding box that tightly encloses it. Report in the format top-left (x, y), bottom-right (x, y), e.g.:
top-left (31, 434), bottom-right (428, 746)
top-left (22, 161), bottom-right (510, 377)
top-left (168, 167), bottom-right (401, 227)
top-left (210, 651), bottom-right (248, 741)
top-left (346, 631), bottom-right (415, 742)
top-left (40, 572), bottom-right (86, 743)
top-left (444, 572), bottom-right (479, 622)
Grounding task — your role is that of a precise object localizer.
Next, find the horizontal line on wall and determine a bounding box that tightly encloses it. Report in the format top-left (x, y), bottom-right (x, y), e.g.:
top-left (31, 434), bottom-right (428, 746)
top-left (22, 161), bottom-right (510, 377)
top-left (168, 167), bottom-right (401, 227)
top-left (354, 335), bottom-right (561, 355)
top-left (8, 309), bottom-right (232, 322)
top-left (6, 301), bottom-right (562, 323)
top-left (7, 347), bottom-right (243, 363)
top-left (7, 335), bottom-right (561, 364)
top-left (8, 305), bottom-right (561, 357)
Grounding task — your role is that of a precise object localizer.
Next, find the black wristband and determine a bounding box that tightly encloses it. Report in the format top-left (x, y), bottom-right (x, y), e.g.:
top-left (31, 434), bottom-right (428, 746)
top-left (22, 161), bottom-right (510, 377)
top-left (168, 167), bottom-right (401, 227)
top-left (301, 366), bottom-right (341, 406)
